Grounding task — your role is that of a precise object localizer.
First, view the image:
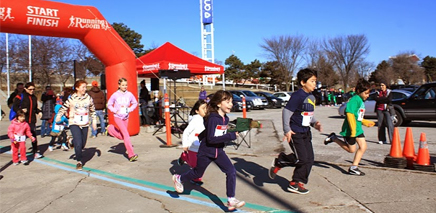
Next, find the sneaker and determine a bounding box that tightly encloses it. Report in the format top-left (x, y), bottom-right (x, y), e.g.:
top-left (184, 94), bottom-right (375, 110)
top-left (13, 162), bottom-right (20, 166)
top-left (90, 135), bottom-right (96, 139)
top-left (287, 181), bottom-right (309, 194)
top-left (268, 158), bottom-right (280, 179)
top-left (190, 179), bottom-right (204, 186)
top-left (34, 153), bottom-right (43, 159)
top-left (227, 198), bottom-right (245, 211)
top-left (348, 167), bottom-right (365, 176)
top-left (129, 154), bottom-right (138, 162)
top-left (378, 141), bottom-right (384, 145)
top-left (48, 146), bottom-right (54, 152)
top-left (76, 162), bottom-right (83, 171)
top-left (61, 144), bottom-right (69, 151)
top-left (21, 160), bottom-right (29, 165)
top-left (172, 174), bottom-right (184, 193)
top-left (324, 132), bottom-right (337, 145)
top-left (177, 157), bottom-right (185, 166)
top-left (105, 125), bottom-right (110, 136)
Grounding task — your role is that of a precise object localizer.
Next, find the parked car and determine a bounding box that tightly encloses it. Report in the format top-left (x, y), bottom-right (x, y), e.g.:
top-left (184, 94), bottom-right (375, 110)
top-left (228, 90), bottom-right (266, 109)
top-left (391, 82), bottom-right (436, 126)
top-left (254, 91), bottom-right (284, 108)
top-left (273, 92), bottom-right (292, 103)
top-left (338, 89), bottom-right (412, 126)
top-left (390, 84), bottom-right (419, 92)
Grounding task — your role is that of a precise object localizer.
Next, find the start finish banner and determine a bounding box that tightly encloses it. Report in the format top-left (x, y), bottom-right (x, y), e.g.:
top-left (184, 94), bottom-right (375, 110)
top-left (201, 0), bottom-right (212, 24)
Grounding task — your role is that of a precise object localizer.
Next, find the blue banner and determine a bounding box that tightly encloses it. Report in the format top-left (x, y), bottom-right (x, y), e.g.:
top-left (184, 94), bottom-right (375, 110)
top-left (202, 0), bottom-right (213, 24)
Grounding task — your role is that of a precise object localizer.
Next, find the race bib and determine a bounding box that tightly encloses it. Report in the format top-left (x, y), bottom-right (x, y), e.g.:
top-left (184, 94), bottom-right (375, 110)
top-left (119, 106), bottom-right (129, 115)
top-left (14, 135), bottom-right (26, 142)
top-left (301, 111), bottom-right (314, 126)
top-left (214, 125), bottom-right (228, 137)
top-left (54, 124), bottom-right (65, 131)
top-left (357, 108), bottom-right (365, 121)
top-left (74, 113), bottom-right (89, 125)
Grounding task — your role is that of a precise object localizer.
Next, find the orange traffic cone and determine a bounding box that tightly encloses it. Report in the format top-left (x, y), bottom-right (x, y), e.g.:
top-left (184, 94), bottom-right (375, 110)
top-left (415, 133), bottom-right (430, 166)
top-left (389, 127), bottom-right (403, 158)
top-left (403, 127), bottom-right (416, 161)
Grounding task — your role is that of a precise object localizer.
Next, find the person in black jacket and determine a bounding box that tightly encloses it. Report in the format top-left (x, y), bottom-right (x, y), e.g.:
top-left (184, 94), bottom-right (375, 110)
top-left (139, 80), bottom-right (152, 126)
top-left (172, 90), bottom-right (246, 211)
top-left (12, 82), bottom-right (43, 159)
top-left (40, 86), bottom-right (56, 137)
top-left (7, 83), bottom-right (24, 108)
top-left (374, 82), bottom-right (394, 144)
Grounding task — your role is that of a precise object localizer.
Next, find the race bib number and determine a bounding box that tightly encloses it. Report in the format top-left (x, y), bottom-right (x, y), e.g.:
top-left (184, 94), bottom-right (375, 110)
top-left (301, 111), bottom-right (314, 126)
top-left (54, 124), bottom-right (65, 131)
top-left (14, 135), bottom-right (26, 142)
top-left (74, 113), bottom-right (89, 125)
top-left (357, 108), bottom-right (365, 121)
top-left (119, 106), bottom-right (129, 115)
top-left (214, 125), bottom-right (228, 137)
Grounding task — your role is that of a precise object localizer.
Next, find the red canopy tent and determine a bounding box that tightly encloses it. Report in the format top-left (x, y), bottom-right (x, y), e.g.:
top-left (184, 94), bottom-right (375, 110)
top-left (136, 42), bottom-right (224, 78)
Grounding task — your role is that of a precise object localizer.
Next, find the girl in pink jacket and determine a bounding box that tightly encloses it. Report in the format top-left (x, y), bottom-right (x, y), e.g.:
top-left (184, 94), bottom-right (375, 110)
top-left (107, 78), bottom-right (138, 162)
top-left (8, 110), bottom-right (35, 165)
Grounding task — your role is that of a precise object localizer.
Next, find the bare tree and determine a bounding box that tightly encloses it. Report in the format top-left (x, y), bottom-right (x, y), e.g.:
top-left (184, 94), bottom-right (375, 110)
top-left (389, 52), bottom-right (425, 84)
top-left (322, 34), bottom-right (370, 90)
top-left (260, 35), bottom-right (308, 91)
top-left (305, 40), bottom-right (339, 87)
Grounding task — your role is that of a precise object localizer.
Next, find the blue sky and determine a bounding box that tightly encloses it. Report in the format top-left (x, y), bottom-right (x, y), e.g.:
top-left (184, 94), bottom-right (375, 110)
top-left (54, 0), bottom-right (435, 66)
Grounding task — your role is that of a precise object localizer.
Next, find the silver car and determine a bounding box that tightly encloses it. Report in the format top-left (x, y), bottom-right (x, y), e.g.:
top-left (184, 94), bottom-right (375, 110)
top-left (338, 90), bottom-right (412, 125)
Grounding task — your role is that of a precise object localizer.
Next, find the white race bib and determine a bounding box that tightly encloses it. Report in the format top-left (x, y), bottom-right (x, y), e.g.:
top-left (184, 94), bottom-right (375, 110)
top-left (301, 111), bottom-right (314, 126)
top-left (214, 125), bottom-right (227, 137)
top-left (119, 106), bottom-right (129, 115)
top-left (54, 124), bottom-right (65, 131)
top-left (14, 135), bottom-right (26, 142)
top-left (357, 108), bottom-right (365, 121)
top-left (74, 113), bottom-right (89, 125)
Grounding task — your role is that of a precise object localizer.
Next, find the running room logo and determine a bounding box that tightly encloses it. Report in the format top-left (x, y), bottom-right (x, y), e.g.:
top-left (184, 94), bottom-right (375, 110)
top-left (205, 66), bottom-right (221, 71)
top-left (169, 63), bottom-right (188, 70)
top-left (68, 16), bottom-right (110, 30)
top-left (26, 6), bottom-right (59, 27)
top-left (142, 63), bottom-right (160, 71)
top-left (0, 7), bottom-right (15, 21)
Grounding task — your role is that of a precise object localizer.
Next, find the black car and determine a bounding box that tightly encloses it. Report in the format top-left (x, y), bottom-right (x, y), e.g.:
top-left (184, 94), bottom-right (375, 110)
top-left (391, 82), bottom-right (436, 126)
top-left (254, 91), bottom-right (283, 108)
top-left (207, 93), bottom-right (252, 112)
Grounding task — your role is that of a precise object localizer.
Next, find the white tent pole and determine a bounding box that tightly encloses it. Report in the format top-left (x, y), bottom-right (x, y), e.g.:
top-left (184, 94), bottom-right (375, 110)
top-left (6, 33), bottom-right (10, 97)
top-left (29, 35), bottom-right (32, 82)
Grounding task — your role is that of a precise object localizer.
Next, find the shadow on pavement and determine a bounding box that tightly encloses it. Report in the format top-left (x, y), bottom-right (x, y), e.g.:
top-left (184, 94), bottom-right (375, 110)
top-left (313, 161), bottom-right (348, 174)
top-left (108, 143), bottom-right (128, 159)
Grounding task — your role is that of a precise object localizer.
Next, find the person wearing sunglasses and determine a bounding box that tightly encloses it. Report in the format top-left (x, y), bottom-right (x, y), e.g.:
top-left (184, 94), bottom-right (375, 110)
top-left (12, 82), bottom-right (44, 159)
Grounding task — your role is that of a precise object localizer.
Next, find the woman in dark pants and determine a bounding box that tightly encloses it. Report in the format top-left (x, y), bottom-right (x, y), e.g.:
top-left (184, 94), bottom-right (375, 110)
top-left (12, 82), bottom-right (43, 159)
top-left (375, 82), bottom-right (394, 144)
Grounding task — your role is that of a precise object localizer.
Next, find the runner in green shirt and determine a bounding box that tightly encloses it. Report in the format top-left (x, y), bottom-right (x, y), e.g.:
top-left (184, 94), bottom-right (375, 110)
top-left (323, 78), bottom-right (375, 176)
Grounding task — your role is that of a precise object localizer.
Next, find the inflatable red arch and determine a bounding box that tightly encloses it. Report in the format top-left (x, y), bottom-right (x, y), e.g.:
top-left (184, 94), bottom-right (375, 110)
top-left (0, 0), bottom-right (139, 135)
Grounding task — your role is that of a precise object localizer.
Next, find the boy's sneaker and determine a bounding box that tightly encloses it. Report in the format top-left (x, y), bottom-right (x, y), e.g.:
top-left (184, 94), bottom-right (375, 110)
top-left (287, 181), bottom-right (309, 194)
top-left (177, 157), bottom-right (185, 166)
top-left (172, 174), bottom-right (184, 193)
top-left (76, 162), bottom-right (83, 171)
top-left (268, 158), bottom-right (281, 179)
top-left (61, 144), bottom-right (69, 151)
top-left (34, 153), bottom-right (43, 159)
top-left (13, 162), bottom-right (20, 166)
top-left (190, 179), bottom-right (204, 186)
top-left (129, 154), bottom-right (138, 162)
top-left (348, 167), bottom-right (365, 176)
top-left (21, 160), bottom-right (29, 165)
top-left (324, 132), bottom-right (337, 145)
top-left (227, 198), bottom-right (245, 211)
top-left (48, 146), bottom-right (54, 152)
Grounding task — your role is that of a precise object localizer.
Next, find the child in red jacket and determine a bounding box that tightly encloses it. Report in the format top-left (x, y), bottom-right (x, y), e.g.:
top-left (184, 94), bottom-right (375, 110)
top-left (8, 110), bottom-right (35, 165)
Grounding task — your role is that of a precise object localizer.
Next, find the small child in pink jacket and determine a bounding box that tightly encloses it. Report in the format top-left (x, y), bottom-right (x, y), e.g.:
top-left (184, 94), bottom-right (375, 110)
top-left (8, 110), bottom-right (35, 165)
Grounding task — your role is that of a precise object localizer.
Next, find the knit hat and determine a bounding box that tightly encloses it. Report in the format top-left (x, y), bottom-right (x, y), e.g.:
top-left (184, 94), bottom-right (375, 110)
top-left (92, 81), bottom-right (98, 87)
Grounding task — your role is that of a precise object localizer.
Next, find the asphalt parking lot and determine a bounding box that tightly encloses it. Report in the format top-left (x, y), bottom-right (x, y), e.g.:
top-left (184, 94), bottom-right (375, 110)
top-left (0, 106), bottom-right (435, 213)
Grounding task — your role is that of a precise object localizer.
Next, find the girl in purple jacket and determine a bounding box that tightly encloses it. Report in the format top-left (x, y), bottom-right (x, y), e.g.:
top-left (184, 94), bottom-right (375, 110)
top-left (107, 78), bottom-right (139, 162)
top-left (172, 90), bottom-right (245, 211)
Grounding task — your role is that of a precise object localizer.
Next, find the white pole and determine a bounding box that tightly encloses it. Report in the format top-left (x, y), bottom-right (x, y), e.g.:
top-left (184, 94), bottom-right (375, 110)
top-left (6, 33), bottom-right (10, 97)
top-left (29, 35), bottom-right (32, 82)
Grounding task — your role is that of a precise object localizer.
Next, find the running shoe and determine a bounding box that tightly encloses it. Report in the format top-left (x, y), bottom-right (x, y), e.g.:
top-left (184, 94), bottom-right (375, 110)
top-left (76, 162), bottom-right (83, 171)
top-left (348, 167), bottom-right (365, 176)
top-left (172, 174), bottom-right (184, 193)
top-left (324, 132), bottom-right (337, 145)
top-left (129, 154), bottom-right (138, 162)
top-left (287, 181), bottom-right (309, 194)
top-left (227, 198), bottom-right (245, 211)
top-left (268, 158), bottom-right (280, 179)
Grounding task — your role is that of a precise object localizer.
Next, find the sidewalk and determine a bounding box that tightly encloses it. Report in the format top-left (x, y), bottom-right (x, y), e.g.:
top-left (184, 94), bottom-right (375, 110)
top-left (0, 107), bottom-right (435, 213)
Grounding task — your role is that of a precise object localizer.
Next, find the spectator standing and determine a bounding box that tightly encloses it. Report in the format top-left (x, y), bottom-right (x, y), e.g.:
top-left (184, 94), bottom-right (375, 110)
top-left (56, 80), bottom-right (97, 170)
top-left (7, 83), bottom-right (24, 108)
top-left (106, 78), bottom-right (139, 162)
top-left (374, 82), bottom-right (394, 144)
top-left (12, 82), bottom-right (43, 159)
top-left (41, 86), bottom-right (56, 137)
top-left (139, 80), bottom-right (152, 126)
top-left (88, 81), bottom-right (107, 138)
top-left (198, 86), bottom-right (207, 101)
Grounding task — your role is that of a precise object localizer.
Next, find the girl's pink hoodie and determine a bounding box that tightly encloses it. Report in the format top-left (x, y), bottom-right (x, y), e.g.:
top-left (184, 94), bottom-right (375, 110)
top-left (107, 90), bottom-right (138, 120)
top-left (8, 119), bottom-right (34, 143)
